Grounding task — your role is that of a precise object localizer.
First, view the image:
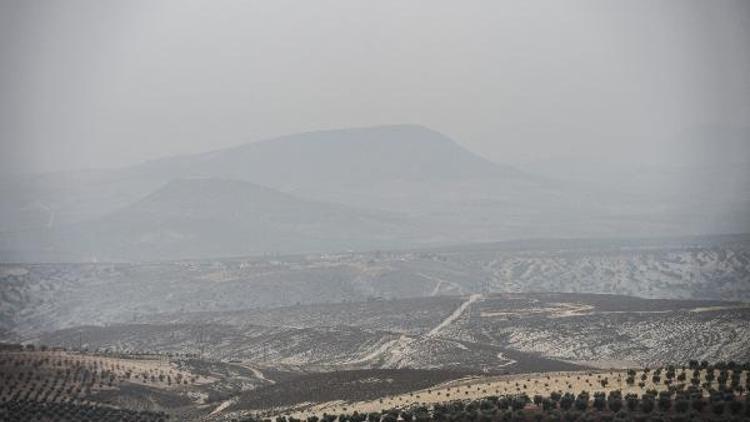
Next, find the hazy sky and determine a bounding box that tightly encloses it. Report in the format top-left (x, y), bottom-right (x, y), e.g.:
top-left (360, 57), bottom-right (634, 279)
top-left (1, 0), bottom-right (749, 174)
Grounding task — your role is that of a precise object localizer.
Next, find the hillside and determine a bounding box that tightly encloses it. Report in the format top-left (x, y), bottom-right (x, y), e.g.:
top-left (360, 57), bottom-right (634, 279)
top-left (2, 238), bottom-right (749, 419)
top-left (1, 125), bottom-right (747, 261)
top-left (0, 125), bottom-right (525, 231)
top-left (147, 124), bottom-right (527, 187)
top-left (2, 347), bottom-right (747, 421)
top-left (3, 178), bottom-right (416, 261)
top-left (1, 235), bottom-right (748, 341)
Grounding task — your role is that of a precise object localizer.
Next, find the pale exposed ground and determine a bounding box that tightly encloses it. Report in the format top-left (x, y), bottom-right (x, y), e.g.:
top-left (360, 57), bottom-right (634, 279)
top-left (495, 352), bottom-right (517, 368)
top-left (211, 398), bottom-right (238, 416)
top-left (564, 359), bottom-right (639, 370)
top-left (690, 304), bottom-right (750, 313)
top-left (335, 294), bottom-right (489, 369)
top-left (427, 294), bottom-right (481, 337)
top-left (238, 364), bottom-right (276, 385)
top-left (417, 273), bottom-right (465, 297)
top-left (345, 338), bottom-right (402, 365)
top-left (283, 369), bottom-right (748, 418)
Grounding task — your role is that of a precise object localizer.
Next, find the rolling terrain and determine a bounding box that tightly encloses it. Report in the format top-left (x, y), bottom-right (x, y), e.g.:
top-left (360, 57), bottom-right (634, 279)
top-left (1, 235), bottom-right (748, 420)
top-left (0, 125), bottom-right (538, 261)
top-left (0, 236), bottom-right (748, 420)
top-left (2, 290), bottom-right (749, 420)
top-left (3, 125), bottom-right (745, 261)
top-left (4, 178), bottom-right (416, 261)
top-left (2, 234), bottom-right (748, 340)
top-left (4, 346), bottom-right (747, 421)
top-left (2, 235), bottom-right (748, 370)
top-left (32, 293), bottom-right (750, 372)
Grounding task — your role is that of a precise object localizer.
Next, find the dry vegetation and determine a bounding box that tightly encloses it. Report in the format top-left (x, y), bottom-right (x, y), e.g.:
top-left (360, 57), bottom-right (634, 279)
top-left (0, 344), bottom-right (214, 421)
top-left (267, 364), bottom-right (748, 419)
top-left (0, 345), bottom-right (206, 404)
top-left (2, 342), bottom-right (749, 421)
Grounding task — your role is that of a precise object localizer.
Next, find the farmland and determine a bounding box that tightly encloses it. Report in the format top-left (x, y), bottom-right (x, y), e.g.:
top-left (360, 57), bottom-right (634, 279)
top-left (1, 235), bottom-right (749, 420)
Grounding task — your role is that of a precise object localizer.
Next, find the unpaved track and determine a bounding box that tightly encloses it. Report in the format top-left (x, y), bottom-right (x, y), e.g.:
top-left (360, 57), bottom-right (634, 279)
top-left (417, 273), bottom-right (465, 296)
top-left (346, 338), bottom-right (401, 365)
top-left (427, 294), bottom-right (481, 337)
top-left (345, 294), bottom-right (483, 365)
top-left (210, 398), bottom-right (237, 416)
top-left (496, 352), bottom-right (517, 368)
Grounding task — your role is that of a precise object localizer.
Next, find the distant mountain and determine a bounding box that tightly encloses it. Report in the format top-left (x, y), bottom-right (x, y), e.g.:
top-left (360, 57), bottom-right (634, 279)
top-left (1, 124), bottom-right (746, 262)
top-left (145, 124), bottom-right (527, 186)
top-left (2, 178), bottom-right (417, 261)
top-left (129, 124), bottom-right (540, 215)
top-left (0, 125), bottom-right (529, 232)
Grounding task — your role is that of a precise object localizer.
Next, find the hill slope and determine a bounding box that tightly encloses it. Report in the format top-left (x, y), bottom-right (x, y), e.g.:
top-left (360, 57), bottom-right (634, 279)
top-left (4, 178), bottom-right (416, 261)
top-left (0, 124), bottom-right (530, 231)
top-left (150, 124), bottom-right (527, 187)
top-left (2, 124), bottom-right (745, 261)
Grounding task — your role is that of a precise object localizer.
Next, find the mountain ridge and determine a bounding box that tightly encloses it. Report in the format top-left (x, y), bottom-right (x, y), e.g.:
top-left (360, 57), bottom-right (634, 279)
top-left (2, 124), bottom-right (746, 262)
top-left (133, 124), bottom-right (529, 189)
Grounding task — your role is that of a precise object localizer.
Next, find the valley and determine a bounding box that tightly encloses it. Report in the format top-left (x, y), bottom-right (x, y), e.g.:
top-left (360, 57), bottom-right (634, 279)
top-left (1, 235), bottom-right (749, 420)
